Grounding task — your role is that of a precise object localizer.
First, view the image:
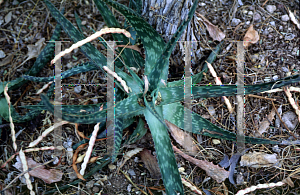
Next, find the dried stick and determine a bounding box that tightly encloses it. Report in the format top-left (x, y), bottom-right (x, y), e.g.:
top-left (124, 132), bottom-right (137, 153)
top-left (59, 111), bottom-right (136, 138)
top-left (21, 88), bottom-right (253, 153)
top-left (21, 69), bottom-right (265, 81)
top-left (28, 121), bottom-right (69, 147)
top-left (1, 146), bottom-right (64, 169)
top-left (36, 81), bottom-right (53, 95)
top-left (284, 86), bottom-right (300, 122)
top-left (206, 61), bottom-right (233, 113)
top-left (236, 181), bottom-right (285, 195)
top-left (181, 178), bottom-right (202, 194)
top-left (4, 83), bottom-right (17, 152)
top-left (103, 66), bottom-right (129, 93)
top-left (51, 28), bottom-right (131, 65)
top-left (19, 149), bottom-right (35, 195)
top-left (80, 123), bottom-right (100, 176)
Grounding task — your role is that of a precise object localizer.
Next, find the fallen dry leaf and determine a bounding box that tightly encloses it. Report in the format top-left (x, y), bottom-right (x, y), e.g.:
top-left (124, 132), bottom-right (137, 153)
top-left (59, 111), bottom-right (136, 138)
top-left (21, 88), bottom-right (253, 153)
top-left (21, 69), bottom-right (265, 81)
top-left (117, 148), bottom-right (143, 173)
top-left (196, 12), bottom-right (225, 41)
top-left (73, 143), bottom-right (87, 181)
top-left (13, 156), bottom-right (63, 184)
top-left (165, 120), bottom-right (199, 155)
top-left (243, 24), bottom-right (259, 47)
top-left (26, 38), bottom-right (45, 61)
top-left (256, 108), bottom-right (276, 136)
top-left (0, 54), bottom-right (13, 67)
top-left (140, 149), bottom-right (161, 179)
top-left (18, 38), bottom-right (45, 67)
top-left (4, 11), bottom-right (12, 25)
top-left (173, 145), bottom-right (229, 183)
top-left (240, 152), bottom-right (278, 168)
top-left (288, 9), bottom-right (300, 29)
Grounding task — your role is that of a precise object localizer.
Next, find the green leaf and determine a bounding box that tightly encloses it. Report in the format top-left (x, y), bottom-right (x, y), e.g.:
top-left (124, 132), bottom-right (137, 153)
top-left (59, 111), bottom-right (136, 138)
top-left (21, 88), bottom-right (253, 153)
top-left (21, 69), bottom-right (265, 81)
top-left (163, 102), bottom-right (279, 144)
top-left (43, 0), bottom-right (130, 93)
top-left (144, 107), bottom-right (184, 195)
top-left (168, 41), bottom-right (224, 87)
top-left (147, 0), bottom-right (199, 89)
top-left (40, 93), bottom-right (145, 124)
top-left (94, 0), bottom-right (145, 89)
top-left (102, 0), bottom-right (165, 76)
top-left (125, 117), bottom-right (147, 145)
top-left (158, 74), bottom-right (300, 107)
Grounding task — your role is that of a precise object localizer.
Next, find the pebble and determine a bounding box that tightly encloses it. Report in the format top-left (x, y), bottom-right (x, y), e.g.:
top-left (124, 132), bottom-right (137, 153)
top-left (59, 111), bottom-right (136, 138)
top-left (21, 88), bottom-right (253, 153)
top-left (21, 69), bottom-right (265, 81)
top-left (127, 169), bottom-right (136, 176)
top-left (250, 54), bottom-right (259, 62)
top-left (263, 29), bottom-right (269, 36)
top-left (285, 33), bottom-right (296, 40)
top-left (108, 164), bottom-right (116, 170)
top-left (269, 21), bottom-right (275, 26)
top-left (0, 50), bottom-right (5, 58)
top-left (281, 14), bottom-right (289, 22)
top-left (12, 0), bottom-right (19, 5)
top-left (282, 67), bottom-right (289, 72)
top-left (87, 180), bottom-right (95, 189)
top-left (74, 85), bottom-right (81, 93)
top-left (93, 186), bottom-right (100, 193)
top-left (272, 145), bottom-right (281, 153)
top-left (231, 18), bottom-right (241, 26)
top-left (266, 5), bottom-right (276, 13)
top-left (282, 111), bottom-right (298, 130)
top-left (248, 11), bottom-right (253, 15)
top-left (253, 12), bottom-right (261, 22)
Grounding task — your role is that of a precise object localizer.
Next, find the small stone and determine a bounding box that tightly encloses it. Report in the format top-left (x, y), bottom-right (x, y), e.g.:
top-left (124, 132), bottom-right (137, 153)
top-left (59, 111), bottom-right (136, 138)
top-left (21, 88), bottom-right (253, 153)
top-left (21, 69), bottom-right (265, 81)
top-left (199, 2), bottom-right (206, 6)
top-left (108, 164), bottom-right (116, 170)
top-left (269, 21), bottom-right (275, 26)
top-left (282, 111), bottom-right (299, 130)
top-left (285, 33), bottom-right (295, 40)
top-left (282, 67), bottom-right (289, 72)
top-left (245, 21), bottom-right (250, 25)
top-left (231, 18), bottom-right (241, 26)
top-left (266, 5), bottom-right (276, 13)
top-left (92, 186), bottom-right (100, 193)
top-left (263, 29), bottom-right (269, 36)
top-left (74, 85), bottom-right (81, 93)
top-left (281, 14), bottom-right (289, 22)
top-left (91, 97), bottom-right (98, 104)
top-left (134, 157), bottom-right (139, 163)
top-left (127, 169), bottom-right (136, 176)
top-left (86, 180), bottom-right (95, 189)
top-left (0, 50), bottom-right (6, 58)
top-left (248, 11), bottom-right (253, 15)
top-left (253, 12), bottom-right (261, 22)
top-left (81, 20), bottom-right (87, 25)
top-left (127, 184), bottom-right (132, 192)
top-left (272, 145), bottom-right (281, 153)
top-left (236, 173), bottom-right (244, 185)
top-left (250, 54), bottom-right (259, 62)
top-left (242, 10), bottom-right (248, 14)
top-left (212, 139), bottom-right (221, 145)
top-left (12, 0), bottom-right (19, 5)
top-left (272, 75), bottom-right (279, 80)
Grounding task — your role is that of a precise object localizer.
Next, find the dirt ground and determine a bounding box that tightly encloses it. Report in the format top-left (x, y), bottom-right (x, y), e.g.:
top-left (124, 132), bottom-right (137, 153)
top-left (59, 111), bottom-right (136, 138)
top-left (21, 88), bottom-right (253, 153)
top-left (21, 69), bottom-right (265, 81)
top-left (0, 0), bottom-right (300, 194)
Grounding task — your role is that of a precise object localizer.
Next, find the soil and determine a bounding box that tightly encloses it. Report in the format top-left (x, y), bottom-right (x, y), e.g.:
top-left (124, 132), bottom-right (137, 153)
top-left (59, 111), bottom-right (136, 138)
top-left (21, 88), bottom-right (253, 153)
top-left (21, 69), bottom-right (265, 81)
top-left (0, 0), bottom-right (299, 194)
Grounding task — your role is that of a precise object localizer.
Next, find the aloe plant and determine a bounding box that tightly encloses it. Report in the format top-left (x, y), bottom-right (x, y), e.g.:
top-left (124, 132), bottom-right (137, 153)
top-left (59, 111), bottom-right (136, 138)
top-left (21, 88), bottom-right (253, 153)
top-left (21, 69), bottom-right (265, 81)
top-left (1, 0), bottom-right (300, 194)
